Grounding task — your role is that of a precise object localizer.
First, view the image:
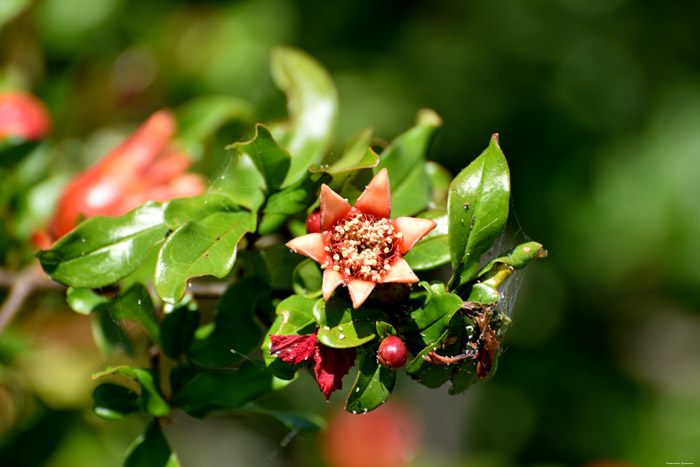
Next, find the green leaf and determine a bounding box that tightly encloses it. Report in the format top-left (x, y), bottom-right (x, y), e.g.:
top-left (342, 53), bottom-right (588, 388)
top-left (92, 383), bottom-right (139, 420)
top-left (91, 308), bottom-right (133, 356)
top-left (376, 109), bottom-right (442, 217)
top-left (345, 348), bottom-right (396, 414)
top-left (173, 361), bottom-right (293, 418)
top-left (160, 298), bottom-right (200, 360)
top-left (225, 124), bottom-right (291, 191)
top-left (163, 194), bottom-right (239, 230)
top-left (250, 245), bottom-right (304, 290)
top-left (124, 422), bottom-right (180, 467)
top-left (37, 202), bottom-right (168, 288)
top-left (210, 150), bottom-right (265, 211)
top-left (405, 292), bottom-right (463, 347)
top-left (271, 46), bottom-right (338, 186)
top-left (425, 161), bottom-right (452, 209)
top-left (314, 296), bottom-right (385, 349)
top-left (375, 321), bottom-right (397, 340)
top-left (92, 366), bottom-right (169, 418)
top-left (262, 295), bottom-right (317, 380)
top-left (258, 171), bottom-right (330, 235)
top-left (466, 282), bottom-right (500, 305)
top-left (155, 211), bottom-right (255, 304)
top-left (66, 287), bottom-right (108, 315)
top-left (292, 259), bottom-right (323, 298)
top-left (175, 95), bottom-right (254, 160)
top-left (448, 134), bottom-right (510, 289)
top-left (187, 278), bottom-right (265, 368)
top-left (404, 210), bottom-right (450, 271)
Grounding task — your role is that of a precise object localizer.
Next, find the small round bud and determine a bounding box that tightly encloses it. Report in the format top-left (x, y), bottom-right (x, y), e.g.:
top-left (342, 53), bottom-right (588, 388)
top-left (378, 336), bottom-right (407, 370)
top-left (306, 210), bottom-right (321, 234)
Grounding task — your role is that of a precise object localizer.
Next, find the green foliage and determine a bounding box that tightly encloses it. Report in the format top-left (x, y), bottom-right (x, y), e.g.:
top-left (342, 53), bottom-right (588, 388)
top-left (345, 347), bottom-right (396, 413)
top-left (313, 296), bottom-right (386, 349)
top-left (124, 422), bottom-right (179, 467)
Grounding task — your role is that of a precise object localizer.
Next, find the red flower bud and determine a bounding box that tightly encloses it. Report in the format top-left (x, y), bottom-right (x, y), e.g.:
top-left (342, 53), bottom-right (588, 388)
top-left (306, 210), bottom-right (321, 234)
top-left (377, 336), bottom-right (407, 370)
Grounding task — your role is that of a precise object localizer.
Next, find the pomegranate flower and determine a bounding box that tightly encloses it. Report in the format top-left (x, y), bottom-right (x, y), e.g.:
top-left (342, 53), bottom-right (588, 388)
top-left (286, 168), bottom-right (436, 308)
top-left (270, 331), bottom-right (356, 401)
top-left (47, 110), bottom-right (203, 241)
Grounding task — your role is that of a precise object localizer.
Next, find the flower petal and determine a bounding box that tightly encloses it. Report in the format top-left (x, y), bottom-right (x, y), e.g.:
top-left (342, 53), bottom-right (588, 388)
top-left (381, 257), bottom-right (419, 284)
top-left (314, 345), bottom-right (357, 401)
top-left (322, 268), bottom-right (344, 301)
top-left (270, 333), bottom-right (317, 365)
top-left (286, 233), bottom-right (329, 264)
top-left (347, 279), bottom-right (376, 309)
top-left (393, 217), bottom-right (438, 254)
top-left (320, 185), bottom-right (352, 231)
top-left (353, 168), bottom-right (391, 218)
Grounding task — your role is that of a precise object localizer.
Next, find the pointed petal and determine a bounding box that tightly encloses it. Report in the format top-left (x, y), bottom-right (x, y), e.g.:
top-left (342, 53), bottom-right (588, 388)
top-left (381, 257), bottom-right (419, 284)
top-left (320, 185), bottom-right (352, 231)
top-left (393, 217), bottom-right (438, 254)
top-left (347, 279), bottom-right (376, 309)
top-left (322, 268), bottom-right (344, 300)
top-left (314, 345), bottom-right (357, 401)
top-left (353, 168), bottom-right (391, 218)
top-left (286, 233), bottom-right (328, 264)
top-left (270, 333), bottom-right (317, 364)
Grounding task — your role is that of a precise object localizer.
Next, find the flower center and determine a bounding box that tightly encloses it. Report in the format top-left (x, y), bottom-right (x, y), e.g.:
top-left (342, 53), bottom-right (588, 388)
top-left (326, 210), bottom-right (401, 282)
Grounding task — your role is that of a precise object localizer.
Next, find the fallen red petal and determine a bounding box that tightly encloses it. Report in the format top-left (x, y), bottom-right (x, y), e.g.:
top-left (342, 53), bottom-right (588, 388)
top-left (270, 332), bottom-right (317, 365)
top-left (314, 345), bottom-right (357, 401)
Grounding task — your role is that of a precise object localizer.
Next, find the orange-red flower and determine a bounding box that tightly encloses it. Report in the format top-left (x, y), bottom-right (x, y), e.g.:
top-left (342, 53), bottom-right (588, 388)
top-left (47, 110), bottom-right (203, 241)
top-left (0, 91), bottom-right (51, 141)
top-left (286, 168), bottom-right (436, 308)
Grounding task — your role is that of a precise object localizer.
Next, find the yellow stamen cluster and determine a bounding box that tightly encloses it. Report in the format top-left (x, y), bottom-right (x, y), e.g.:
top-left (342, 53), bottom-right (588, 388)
top-left (324, 211), bottom-right (400, 282)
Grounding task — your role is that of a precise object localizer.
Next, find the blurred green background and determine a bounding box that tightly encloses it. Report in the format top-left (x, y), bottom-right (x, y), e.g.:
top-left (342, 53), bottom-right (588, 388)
top-left (2, 0), bottom-right (700, 465)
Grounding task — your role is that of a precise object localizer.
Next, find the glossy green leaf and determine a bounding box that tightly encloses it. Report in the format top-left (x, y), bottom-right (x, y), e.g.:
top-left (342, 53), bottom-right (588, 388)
top-left (258, 171), bottom-right (330, 234)
top-left (109, 284), bottom-right (160, 344)
top-left (262, 295), bottom-right (317, 380)
top-left (173, 361), bottom-right (293, 418)
top-left (124, 422), bottom-right (180, 467)
top-left (466, 282), bottom-right (500, 305)
top-left (425, 161), bottom-right (452, 209)
top-left (375, 321), bottom-right (397, 340)
top-left (187, 278), bottom-right (265, 368)
top-left (92, 366), bottom-right (169, 418)
top-left (210, 150), bottom-right (266, 211)
top-left (405, 292), bottom-right (463, 347)
top-left (37, 202), bottom-right (167, 288)
top-left (314, 296), bottom-right (385, 349)
top-left (92, 383), bottom-right (139, 420)
top-left (448, 134), bottom-right (510, 289)
top-left (376, 109), bottom-right (442, 217)
top-left (404, 210), bottom-right (450, 271)
top-left (345, 348), bottom-right (395, 414)
top-left (91, 308), bottom-right (133, 356)
top-left (163, 194), bottom-right (239, 230)
top-left (225, 124), bottom-right (291, 191)
top-left (292, 259), bottom-right (323, 298)
top-left (249, 244), bottom-right (304, 290)
top-left (271, 46), bottom-right (338, 186)
top-left (176, 95), bottom-right (254, 160)
top-left (65, 287), bottom-right (108, 315)
top-left (155, 211), bottom-right (255, 304)
top-left (160, 298), bottom-right (200, 360)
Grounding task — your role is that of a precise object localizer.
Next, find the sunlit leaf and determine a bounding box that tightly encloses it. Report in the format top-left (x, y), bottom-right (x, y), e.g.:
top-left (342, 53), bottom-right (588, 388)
top-left (155, 211), bottom-right (255, 304)
top-left (163, 194), bottom-right (239, 230)
top-left (448, 134), bottom-right (510, 289)
top-left (345, 348), bottom-right (395, 414)
top-left (313, 296), bottom-right (385, 349)
top-left (37, 202), bottom-right (167, 288)
top-left (403, 210), bottom-right (450, 271)
top-left (292, 259), bottom-right (323, 298)
top-left (271, 46), bottom-right (338, 186)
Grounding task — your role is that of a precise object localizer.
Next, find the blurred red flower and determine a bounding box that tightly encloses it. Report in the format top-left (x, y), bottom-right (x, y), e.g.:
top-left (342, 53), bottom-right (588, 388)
top-left (0, 91), bottom-right (51, 141)
top-left (46, 110), bottom-right (203, 241)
